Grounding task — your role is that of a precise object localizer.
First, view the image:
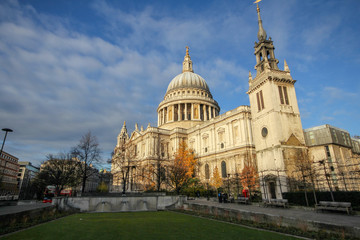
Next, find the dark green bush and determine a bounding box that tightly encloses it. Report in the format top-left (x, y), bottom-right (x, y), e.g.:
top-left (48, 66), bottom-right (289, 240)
top-left (283, 191), bottom-right (360, 210)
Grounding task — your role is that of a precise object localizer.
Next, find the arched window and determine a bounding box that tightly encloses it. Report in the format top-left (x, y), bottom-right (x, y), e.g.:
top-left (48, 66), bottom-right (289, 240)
top-left (205, 164), bottom-right (210, 180)
top-left (221, 161), bottom-right (227, 178)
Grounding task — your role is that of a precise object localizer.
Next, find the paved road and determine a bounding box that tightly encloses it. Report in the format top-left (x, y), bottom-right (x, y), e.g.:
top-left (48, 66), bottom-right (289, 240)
top-left (188, 198), bottom-right (360, 229)
top-left (0, 202), bottom-right (52, 216)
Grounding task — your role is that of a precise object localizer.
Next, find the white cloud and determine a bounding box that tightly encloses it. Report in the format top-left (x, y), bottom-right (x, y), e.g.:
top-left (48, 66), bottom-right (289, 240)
top-left (1, 0), bottom-right (360, 166)
top-left (322, 87), bottom-right (357, 102)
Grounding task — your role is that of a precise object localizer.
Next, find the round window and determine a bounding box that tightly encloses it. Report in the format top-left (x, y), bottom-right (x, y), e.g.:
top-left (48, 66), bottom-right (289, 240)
top-left (261, 127), bottom-right (268, 137)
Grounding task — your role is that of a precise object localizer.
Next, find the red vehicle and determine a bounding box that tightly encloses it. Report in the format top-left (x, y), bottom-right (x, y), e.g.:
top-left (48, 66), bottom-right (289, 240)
top-left (43, 185), bottom-right (56, 203)
top-left (42, 197), bottom-right (52, 203)
top-left (60, 189), bottom-right (72, 196)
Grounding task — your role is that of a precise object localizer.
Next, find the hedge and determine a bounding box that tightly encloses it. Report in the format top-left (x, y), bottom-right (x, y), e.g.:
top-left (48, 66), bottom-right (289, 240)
top-left (283, 191), bottom-right (360, 210)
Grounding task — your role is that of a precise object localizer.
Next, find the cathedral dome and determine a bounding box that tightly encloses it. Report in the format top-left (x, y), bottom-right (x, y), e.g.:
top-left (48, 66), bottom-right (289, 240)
top-left (157, 47), bottom-right (220, 130)
top-left (166, 72), bottom-right (210, 94)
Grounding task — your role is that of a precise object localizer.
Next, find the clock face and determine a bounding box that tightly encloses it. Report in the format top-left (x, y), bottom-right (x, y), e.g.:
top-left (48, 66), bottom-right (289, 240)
top-left (261, 127), bottom-right (268, 137)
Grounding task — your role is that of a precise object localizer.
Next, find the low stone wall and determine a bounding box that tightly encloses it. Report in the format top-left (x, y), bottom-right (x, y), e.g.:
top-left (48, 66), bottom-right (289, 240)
top-left (181, 202), bottom-right (360, 239)
top-left (53, 195), bottom-right (186, 212)
top-left (0, 205), bottom-right (55, 233)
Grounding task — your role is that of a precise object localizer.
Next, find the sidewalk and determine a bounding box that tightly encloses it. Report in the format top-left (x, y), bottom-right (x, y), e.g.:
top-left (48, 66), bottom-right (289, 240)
top-left (0, 202), bottom-right (52, 216)
top-left (187, 198), bottom-right (360, 229)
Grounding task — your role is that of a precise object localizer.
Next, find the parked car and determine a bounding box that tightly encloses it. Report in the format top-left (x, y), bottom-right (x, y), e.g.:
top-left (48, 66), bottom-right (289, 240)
top-left (42, 197), bottom-right (52, 203)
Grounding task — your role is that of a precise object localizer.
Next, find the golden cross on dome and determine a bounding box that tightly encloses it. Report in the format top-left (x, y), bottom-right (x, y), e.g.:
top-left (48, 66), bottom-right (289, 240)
top-left (186, 46), bottom-right (189, 55)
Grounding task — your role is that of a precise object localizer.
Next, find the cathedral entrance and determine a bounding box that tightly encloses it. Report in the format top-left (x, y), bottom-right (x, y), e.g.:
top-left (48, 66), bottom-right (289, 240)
top-left (263, 174), bottom-right (279, 199)
top-left (269, 181), bottom-right (276, 199)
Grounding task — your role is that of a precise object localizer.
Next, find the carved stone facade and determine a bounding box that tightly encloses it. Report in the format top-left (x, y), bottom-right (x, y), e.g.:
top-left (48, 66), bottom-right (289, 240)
top-left (111, 48), bottom-right (256, 192)
top-left (112, 5), bottom-right (360, 198)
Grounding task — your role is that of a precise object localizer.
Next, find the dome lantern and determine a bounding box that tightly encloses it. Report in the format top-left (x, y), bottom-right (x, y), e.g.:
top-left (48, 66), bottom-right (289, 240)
top-left (182, 46), bottom-right (193, 73)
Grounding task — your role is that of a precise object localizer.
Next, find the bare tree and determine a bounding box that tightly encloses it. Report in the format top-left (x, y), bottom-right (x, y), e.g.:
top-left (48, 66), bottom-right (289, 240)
top-left (71, 131), bottom-right (101, 193)
top-left (36, 153), bottom-right (81, 195)
top-left (111, 144), bottom-right (137, 194)
top-left (286, 149), bottom-right (318, 206)
top-left (140, 138), bottom-right (169, 192)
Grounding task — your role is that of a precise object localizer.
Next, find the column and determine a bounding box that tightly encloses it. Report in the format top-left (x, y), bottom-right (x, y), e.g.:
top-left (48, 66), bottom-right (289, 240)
top-left (191, 104), bottom-right (194, 120)
top-left (162, 109), bottom-right (164, 125)
top-left (207, 106), bottom-right (210, 120)
top-left (178, 104), bottom-right (181, 121)
top-left (153, 136), bottom-right (156, 156)
top-left (226, 123), bottom-right (232, 147)
top-left (145, 136), bottom-right (149, 157)
top-left (243, 115), bottom-right (249, 143)
top-left (185, 103), bottom-right (188, 120)
top-left (239, 118), bottom-right (245, 143)
top-left (211, 127), bottom-right (216, 152)
top-left (172, 105), bottom-right (175, 122)
top-left (158, 112), bottom-right (160, 126)
top-left (203, 105), bottom-right (207, 121)
top-left (247, 114), bottom-right (253, 143)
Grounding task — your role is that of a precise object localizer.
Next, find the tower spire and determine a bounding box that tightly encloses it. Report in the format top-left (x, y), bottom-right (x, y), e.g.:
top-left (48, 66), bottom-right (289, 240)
top-left (256, 4), bottom-right (267, 41)
top-left (120, 121), bottom-right (128, 137)
top-left (182, 46), bottom-right (193, 73)
top-left (117, 120), bottom-right (129, 146)
top-left (253, 3), bottom-right (279, 74)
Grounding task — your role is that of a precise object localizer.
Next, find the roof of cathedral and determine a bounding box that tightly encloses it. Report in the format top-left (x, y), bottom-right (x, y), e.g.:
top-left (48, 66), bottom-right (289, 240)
top-left (166, 71), bottom-right (210, 94)
top-left (165, 47), bottom-right (211, 95)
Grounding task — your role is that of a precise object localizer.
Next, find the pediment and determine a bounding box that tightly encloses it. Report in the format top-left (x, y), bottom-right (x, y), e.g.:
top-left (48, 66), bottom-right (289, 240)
top-left (129, 131), bottom-right (142, 141)
top-left (282, 133), bottom-right (304, 146)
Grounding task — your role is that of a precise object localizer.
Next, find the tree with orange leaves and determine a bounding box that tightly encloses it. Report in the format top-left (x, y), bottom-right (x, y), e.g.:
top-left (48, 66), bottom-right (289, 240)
top-left (141, 164), bottom-right (156, 191)
top-left (210, 166), bottom-right (223, 191)
top-left (167, 141), bottom-right (197, 194)
top-left (240, 163), bottom-right (259, 199)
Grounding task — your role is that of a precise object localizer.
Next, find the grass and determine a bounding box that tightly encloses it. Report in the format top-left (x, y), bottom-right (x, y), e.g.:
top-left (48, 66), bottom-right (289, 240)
top-left (1, 211), bottom-right (302, 240)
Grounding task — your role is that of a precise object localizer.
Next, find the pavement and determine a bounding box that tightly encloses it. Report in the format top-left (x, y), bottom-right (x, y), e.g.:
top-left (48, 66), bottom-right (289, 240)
top-left (186, 198), bottom-right (360, 229)
top-left (0, 201), bottom-right (53, 216)
top-left (1, 198), bottom-right (359, 230)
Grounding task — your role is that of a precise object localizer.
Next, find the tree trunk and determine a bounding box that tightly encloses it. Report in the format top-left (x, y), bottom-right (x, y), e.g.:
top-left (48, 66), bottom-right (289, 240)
top-left (82, 175), bottom-right (86, 193)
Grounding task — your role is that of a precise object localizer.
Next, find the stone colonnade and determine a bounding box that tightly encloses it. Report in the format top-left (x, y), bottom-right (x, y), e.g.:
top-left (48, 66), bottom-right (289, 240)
top-left (158, 102), bottom-right (219, 126)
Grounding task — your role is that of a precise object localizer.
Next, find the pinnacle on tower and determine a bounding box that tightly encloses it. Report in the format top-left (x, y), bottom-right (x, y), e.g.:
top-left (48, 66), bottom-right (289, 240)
top-left (248, 71), bottom-right (253, 82)
top-left (256, 4), bottom-right (267, 41)
top-left (118, 120), bottom-right (129, 145)
top-left (182, 46), bottom-right (194, 73)
top-left (284, 60), bottom-right (290, 72)
top-left (120, 121), bottom-right (127, 135)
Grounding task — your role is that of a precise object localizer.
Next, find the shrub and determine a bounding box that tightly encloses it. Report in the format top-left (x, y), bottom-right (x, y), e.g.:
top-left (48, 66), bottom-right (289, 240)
top-left (96, 182), bottom-right (109, 193)
top-left (283, 191), bottom-right (360, 210)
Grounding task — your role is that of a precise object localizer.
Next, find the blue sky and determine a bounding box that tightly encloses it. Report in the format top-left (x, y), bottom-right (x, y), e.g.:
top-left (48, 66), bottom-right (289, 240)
top-left (0, 0), bottom-right (359, 168)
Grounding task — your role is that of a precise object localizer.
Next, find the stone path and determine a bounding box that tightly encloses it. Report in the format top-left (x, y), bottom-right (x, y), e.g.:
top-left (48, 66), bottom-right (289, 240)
top-left (0, 202), bottom-right (52, 216)
top-left (188, 198), bottom-right (360, 229)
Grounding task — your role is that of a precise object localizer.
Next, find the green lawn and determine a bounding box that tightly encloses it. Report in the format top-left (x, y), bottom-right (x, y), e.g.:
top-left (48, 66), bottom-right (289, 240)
top-left (2, 211), bottom-right (301, 240)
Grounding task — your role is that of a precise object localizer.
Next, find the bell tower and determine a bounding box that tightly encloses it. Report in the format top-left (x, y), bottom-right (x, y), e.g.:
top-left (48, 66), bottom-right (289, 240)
top-left (254, 5), bottom-right (279, 74)
top-left (247, 4), bottom-right (306, 200)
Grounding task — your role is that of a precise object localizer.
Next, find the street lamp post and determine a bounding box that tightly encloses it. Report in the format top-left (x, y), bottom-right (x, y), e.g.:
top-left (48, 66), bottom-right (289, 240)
top-left (0, 128), bottom-right (13, 158)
